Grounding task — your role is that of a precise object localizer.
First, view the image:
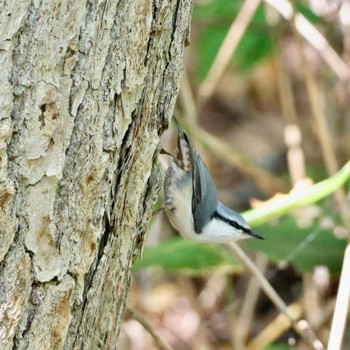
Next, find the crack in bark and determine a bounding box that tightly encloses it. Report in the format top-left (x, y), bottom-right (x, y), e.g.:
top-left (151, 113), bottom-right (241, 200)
top-left (97, 213), bottom-right (111, 262)
top-left (71, 119), bottom-right (137, 348)
top-left (2, 0), bottom-right (192, 347)
top-left (144, 1), bottom-right (158, 67)
top-left (79, 118), bottom-right (135, 309)
top-left (164, 0), bottom-right (182, 74)
top-left (171, 0), bottom-right (181, 44)
top-left (112, 126), bottom-right (133, 212)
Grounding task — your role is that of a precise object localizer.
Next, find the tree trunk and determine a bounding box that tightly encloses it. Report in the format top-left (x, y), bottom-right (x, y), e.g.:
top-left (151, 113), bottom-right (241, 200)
top-left (0, 1), bottom-right (191, 349)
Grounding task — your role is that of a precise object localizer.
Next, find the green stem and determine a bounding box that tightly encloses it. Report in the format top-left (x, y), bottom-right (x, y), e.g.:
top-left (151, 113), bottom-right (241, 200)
top-left (243, 161), bottom-right (350, 227)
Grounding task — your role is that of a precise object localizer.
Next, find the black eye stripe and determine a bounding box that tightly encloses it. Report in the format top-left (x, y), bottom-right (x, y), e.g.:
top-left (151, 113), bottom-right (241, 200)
top-left (212, 211), bottom-right (264, 240)
top-left (212, 211), bottom-right (249, 234)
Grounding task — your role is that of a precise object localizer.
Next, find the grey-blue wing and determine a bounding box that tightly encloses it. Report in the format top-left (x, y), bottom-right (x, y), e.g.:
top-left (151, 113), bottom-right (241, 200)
top-left (190, 147), bottom-right (219, 233)
top-left (171, 117), bottom-right (219, 233)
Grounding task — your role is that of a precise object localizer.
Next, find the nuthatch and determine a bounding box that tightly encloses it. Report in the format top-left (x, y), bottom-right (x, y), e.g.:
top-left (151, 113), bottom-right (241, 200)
top-left (164, 118), bottom-right (263, 243)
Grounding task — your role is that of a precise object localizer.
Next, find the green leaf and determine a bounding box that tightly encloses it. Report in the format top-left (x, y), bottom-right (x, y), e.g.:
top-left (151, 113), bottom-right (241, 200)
top-left (136, 162), bottom-right (350, 274)
top-left (245, 213), bottom-right (346, 273)
top-left (294, 0), bottom-right (323, 24)
top-left (193, 0), bottom-right (242, 80)
top-left (193, 0), bottom-right (238, 20)
top-left (133, 238), bottom-right (241, 275)
top-left (234, 5), bottom-right (273, 72)
top-left (196, 2), bottom-right (274, 80)
top-left (242, 162), bottom-right (350, 273)
top-left (264, 345), bottom-right (290, 350)
top-left (234, 25), bottom-right (273, 72)
top-left (197, 26), bottom-right (228, 81)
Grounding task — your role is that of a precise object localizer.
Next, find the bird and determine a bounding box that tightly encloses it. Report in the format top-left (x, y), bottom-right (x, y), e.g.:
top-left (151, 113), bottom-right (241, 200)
top-left (163, 118), bottom-right (263, 243)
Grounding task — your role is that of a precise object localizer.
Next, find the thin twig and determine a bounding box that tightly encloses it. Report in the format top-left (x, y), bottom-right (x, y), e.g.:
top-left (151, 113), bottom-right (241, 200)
top-left (228, 242), bottom-right (325, 350)
top-left (187, 121), bottom-right (287, 195)
top-left (265, 0), bottom-right (350, 82)
top-left (270, 21), bottom-right (306, 184)
top-left (269, 15), bottom-right (350, 348)
top-left (178, 69), bottom-right (287, 196)
top-left (293, 18), bottom-right (339, 177)
top-left (246, 299), bottom-right (303, 350)
top-left (290, 0), bottom-right (350, 234)
top-left (273, 32), bottom-right (299, 125)
top-left (236, 254), bottom-right (268, 346)
top-left (125, 306), bottom-right (174, 350)
top-left (198, 0), bottom-right (350, 109)
top-left (327, 244), bottom-right (350, 350)
top-left (197, 0), bottom-right (262, 107)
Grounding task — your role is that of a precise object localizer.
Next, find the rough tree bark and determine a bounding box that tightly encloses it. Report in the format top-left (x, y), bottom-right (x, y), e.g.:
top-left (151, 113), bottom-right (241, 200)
top-left (0, 1), bottom-right (191, 349)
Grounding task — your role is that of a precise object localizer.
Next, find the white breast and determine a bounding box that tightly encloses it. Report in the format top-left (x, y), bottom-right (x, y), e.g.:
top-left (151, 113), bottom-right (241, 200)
top-left (164, 173), bottom-right (197, 240)
top-left (201, 219), bottom-right (247, 242)
top-left (164, 164), bottom-right (247, 243)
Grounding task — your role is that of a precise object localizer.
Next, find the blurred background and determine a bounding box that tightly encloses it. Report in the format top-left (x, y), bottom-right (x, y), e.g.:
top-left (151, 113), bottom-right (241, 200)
top-left (120, 1), bottom-right (350, 349)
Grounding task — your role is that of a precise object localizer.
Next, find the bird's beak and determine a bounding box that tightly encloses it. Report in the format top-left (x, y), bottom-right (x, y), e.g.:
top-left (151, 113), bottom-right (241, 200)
top-left (246, 229), bottom-right (264, 240)
top-left (160, 148), bottom-right (172, 156)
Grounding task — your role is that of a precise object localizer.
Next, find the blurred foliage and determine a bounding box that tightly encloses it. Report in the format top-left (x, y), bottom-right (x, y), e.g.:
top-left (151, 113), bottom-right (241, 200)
top-left (194, 0), bottom-right (323, 79)
top-left (265, 345), bottom-right (290, 350)
top-left (293, 0), bottom-right (323, 23)
top-left (246, 212), bottom-right (346, 274)
top-left (133, 237), bottom-right (241, 275)
top-left (244, 161), bottom-right (350, 227)
top-left (137, 162), bottom-right (349, 275)
top-left (193, 0), bottom-right (238, 19)
top-left (126, 0), bottom-right (350, 349)
top-left (195, 2), bottom-right (273, 79)
top-left (136, 211), bottom-right (345, 276)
